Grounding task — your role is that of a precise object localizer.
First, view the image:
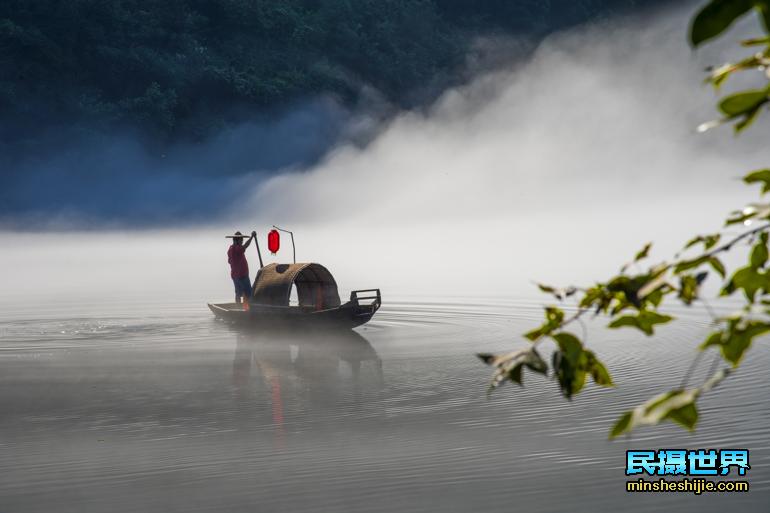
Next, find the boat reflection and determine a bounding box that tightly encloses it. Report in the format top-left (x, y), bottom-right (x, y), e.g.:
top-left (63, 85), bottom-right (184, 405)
top-left (231, 328), bottom-right (383, 445)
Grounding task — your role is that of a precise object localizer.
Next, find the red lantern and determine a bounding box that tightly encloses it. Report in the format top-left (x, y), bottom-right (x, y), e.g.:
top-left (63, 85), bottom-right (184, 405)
top-left (268, 229), bottom-right (280, 254)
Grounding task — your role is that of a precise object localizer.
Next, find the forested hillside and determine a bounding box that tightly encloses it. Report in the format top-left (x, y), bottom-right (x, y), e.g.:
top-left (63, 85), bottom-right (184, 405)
top-left (1, 0), bottom-right (654, 145)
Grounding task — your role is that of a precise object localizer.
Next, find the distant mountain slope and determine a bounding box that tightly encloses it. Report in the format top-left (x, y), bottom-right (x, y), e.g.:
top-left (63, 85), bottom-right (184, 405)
top-left (1, 0), bottom-right (657, 144)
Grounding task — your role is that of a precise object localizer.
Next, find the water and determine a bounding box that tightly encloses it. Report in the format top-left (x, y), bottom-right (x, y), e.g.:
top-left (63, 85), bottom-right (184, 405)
top-left (0, 297), bottom-right (768, 512)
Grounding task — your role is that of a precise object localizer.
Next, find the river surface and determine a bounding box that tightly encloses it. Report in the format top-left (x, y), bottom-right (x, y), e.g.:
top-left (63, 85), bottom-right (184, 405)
top-left (0, 297), bottom-right (767, 512)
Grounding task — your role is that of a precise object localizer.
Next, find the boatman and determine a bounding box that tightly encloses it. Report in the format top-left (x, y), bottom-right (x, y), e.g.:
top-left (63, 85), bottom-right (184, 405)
top-left (228, 231), bottom-right (257, 304)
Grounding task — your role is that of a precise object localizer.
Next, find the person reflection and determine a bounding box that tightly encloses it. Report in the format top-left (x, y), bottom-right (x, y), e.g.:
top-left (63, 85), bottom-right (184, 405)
top-left (232, 329), bottom-right (383, 445)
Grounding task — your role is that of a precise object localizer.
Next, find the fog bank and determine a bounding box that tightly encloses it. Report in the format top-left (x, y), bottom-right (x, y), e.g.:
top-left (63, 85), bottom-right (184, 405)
top-left (2, 3), bottom-right (770, 303)
top-left (0, 99), bottom-right (361, 227)
top-left (245, 4), bottom-right (770, 294)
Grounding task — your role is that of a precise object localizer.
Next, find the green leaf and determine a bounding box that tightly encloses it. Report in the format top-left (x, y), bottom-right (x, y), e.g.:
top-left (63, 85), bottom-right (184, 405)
top-left (726, 203), bottom-right (770, 226)
top-left (726, 209), bottom-right (758, 226)
top-left (702, 321), bottom-right (770, 365)
top-left (741, 36), bottom-right (770, 46)
top-left (685, 233), bottom-right (721, 250)
top-left (707, 54), bottom-right (767, 89)
top-left (724, 321), bottom-right (770, 365)
top-left (552, 332), bottom-right (582, 354)
top-left (690, 0), bottom-right (755, 46)
top-left (750, 233), bottom-right (769, 268)
top-left (621, 242), bottom-right (654, 273)
top-left (524, 353), bottom-right (548, 374)
top-left (524, 327), bottom-right (543, 341)
top-left (551, 332), bottom-right (587, 398)
top-left (674, 255), bottom-right (709, 274)
top-left (579, 286), bottom-right (606, 309)
top-left (744, 169), bottom-right (770, 193)
top-left (509, 364), bottom-right (523, 385)
top-left (536, 283), bottom-right (576, 301)
top-left (637, 267), bottom-right (671, 300)
top-left (721, 266), bottom-right (768, 300)
top-left (551, 349), bottom-right (586, 399)
top-left (524, 306), bottom-right (565, 341)
top-left (700, 331), bottom-right (723, 351)
top-left (610, 411), bottom-right (633, 438)
top-left (704, 234), bottom-right (721, 249)
top-left (479, 347), bottom-right (549, 393)
top-left (718, 89), bottom-right (768, 117)
top-left (609, 389), bottom-right (699, 439)
top-left (587, 354), bottom-right (614, 387)
top-left (608, 310), bottom-right (674, 335)
top-left (645, 288), bottom-right (665, 307)
top-left (684, 235), bottom-right (702, 250)
top-left (709, 256), bottom-right (726, 278)
top-left (734, 104), bottom-right (763, 132)
top-left (635, 242), bottom-right (652, 262)
top-left (667, 402), bottom-right (699, 430)
top-left (609, 368), bottom-right (733, 439)
top-left (476, 353), bottom-right (496, 365)
top-left (537, 283), bottom-right (556, 295)
top-left (606, 273), bottom-right (662, 308)
top-left (551, 333), bottom-right (613, 398)
top-left (678, 274), bottom-right (700, 305)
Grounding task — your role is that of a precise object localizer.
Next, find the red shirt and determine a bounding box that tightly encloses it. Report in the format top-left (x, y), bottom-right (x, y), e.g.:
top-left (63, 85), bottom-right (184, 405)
top-left (227, 244), bottom-right (249, 278)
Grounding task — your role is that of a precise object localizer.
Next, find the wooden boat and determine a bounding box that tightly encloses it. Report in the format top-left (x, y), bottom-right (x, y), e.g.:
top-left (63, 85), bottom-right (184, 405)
top-left (208, 262), bottom-right (381, 329)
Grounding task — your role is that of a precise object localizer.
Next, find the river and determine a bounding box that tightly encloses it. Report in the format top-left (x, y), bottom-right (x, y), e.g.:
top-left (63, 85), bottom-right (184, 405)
top-left (0, 296), bottom-right (767, 512)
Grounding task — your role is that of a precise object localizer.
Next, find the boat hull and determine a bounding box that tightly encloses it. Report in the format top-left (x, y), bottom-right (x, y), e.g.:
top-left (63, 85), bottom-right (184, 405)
top-left (207, 300), bottom-right (378, 330)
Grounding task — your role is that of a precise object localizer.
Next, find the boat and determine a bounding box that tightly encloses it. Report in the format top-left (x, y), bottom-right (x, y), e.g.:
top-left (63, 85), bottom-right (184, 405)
top-left (208, 262), bottom-right (381, 329)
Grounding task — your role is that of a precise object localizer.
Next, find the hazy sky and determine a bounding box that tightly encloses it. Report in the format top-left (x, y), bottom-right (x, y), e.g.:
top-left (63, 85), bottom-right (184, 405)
top-left (2, 3), bottom-right (769, 304)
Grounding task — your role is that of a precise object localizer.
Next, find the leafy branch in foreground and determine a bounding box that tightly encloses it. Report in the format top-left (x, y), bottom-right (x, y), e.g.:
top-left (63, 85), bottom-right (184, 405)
top-left (694, 0), bottom-right (770, 133)
top-left (610, 368), bottom-right (730, 438)
top-left (479, 0), bottom-right (770, 439)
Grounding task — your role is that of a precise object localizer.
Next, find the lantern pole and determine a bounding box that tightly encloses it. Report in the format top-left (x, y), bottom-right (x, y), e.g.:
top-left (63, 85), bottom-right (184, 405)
top-left (253, 231), bottom-right (264, 269)
top-left (272, 225), bottom-right (295, 263)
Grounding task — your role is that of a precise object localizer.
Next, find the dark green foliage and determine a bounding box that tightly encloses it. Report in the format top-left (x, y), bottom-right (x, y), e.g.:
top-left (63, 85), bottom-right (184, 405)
top-left (722, 232), bottom-right (770, 300)
top-left (634, 242), bottom-right (652, 262)
top-left (689, 0), bottom-right (755, 46)
top-left (478, 326), bottom-right (614, 398)
top-left (1, 0), bottom-right (458, 141)
top-left (744, 169), bottom-right (770, 193)
top-left (719, 89), bottom-right (769, 116)
top-left (610, 389), bottom-right (700, 437)
top-left (684, 233), bottom-right (720, 250)
top-left (551, 332), bottom-right (613, 399)
top-left (696, 1), bottom-right (770, 132)
top-left (524, 306), bottom-right (565, 341)
top-left (0, 0), bottom-right (654, 143)
top-left (702, 321), bottom-right (770, 365)
top-left (536, 283), bottom-right (577, 300)
top-left (608, 310), bottom-right (673, 335)
top-left (717, 88), bottom-right (770, 131)
top-left (677, 272), bottom-right (708, 305)
top-left (610, 368), bottom-right (729, 438)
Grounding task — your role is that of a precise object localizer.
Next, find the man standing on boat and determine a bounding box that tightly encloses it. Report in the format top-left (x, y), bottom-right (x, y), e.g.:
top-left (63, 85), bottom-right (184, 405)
top-left (228, 231), bottom-right (257, 304)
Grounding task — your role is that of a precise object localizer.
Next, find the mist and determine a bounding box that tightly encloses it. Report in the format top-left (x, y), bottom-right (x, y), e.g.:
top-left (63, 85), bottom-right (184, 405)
top-left (245, 3), bottom-right (770, 295)
top-left (0, 98), bottom-right (362, 227)
top-left (2, 3), bottom-right (770, 305)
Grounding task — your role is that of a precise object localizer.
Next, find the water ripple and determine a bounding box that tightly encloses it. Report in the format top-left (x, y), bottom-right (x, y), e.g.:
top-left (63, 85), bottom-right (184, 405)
top-left (0, 297), bottom-right (767, 513)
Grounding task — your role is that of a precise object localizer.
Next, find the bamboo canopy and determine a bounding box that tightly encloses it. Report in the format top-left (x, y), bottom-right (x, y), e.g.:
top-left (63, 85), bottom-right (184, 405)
top-left (251, 263), bottom-right (341, 308)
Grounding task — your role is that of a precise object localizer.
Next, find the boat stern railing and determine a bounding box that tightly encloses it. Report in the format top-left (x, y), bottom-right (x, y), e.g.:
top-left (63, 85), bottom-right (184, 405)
top-left (350, 289), bottom-right (381, 317)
